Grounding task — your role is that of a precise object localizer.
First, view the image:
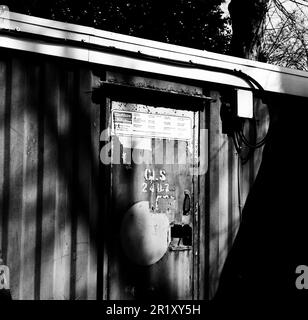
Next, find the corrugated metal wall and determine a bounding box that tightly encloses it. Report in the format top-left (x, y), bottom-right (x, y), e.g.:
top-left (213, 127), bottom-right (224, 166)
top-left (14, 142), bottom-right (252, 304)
top-left (0, 49), bottom-right (268, 300)
top-left (0, 51), bottom-right (100, 300)
top-left (206, 91), bottom-right (267, 299)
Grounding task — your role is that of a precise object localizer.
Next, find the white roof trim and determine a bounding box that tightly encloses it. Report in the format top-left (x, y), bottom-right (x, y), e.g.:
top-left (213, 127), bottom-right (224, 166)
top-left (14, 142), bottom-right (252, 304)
top-left (1, 11), bottom-right (308, 97)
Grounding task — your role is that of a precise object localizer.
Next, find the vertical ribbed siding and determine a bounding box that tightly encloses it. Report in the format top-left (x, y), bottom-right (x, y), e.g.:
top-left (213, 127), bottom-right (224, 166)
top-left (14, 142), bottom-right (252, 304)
top-left (207, 91), bottom-right (267, 299)
top-left (0, 50), bottom-right (267, 300)
top-left (0, 52), bottom-right (100, 300)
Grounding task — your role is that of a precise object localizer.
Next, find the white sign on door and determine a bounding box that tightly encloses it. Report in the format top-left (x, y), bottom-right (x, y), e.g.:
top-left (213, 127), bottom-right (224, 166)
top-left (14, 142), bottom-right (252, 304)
top-left (112, 110), bottom-right (192, 141)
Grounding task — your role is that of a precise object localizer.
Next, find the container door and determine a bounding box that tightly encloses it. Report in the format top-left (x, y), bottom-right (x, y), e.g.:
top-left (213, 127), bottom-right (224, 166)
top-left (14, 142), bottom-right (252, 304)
top-left (103, 100), bottom-right (200, 300)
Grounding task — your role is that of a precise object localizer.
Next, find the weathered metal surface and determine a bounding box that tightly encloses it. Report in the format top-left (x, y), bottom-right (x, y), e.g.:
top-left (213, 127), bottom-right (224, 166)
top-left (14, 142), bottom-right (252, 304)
top-left (0, 47), bottom-right (267, 300)
top-left (105, 101), bottom-right (197, 300)
top-left (100, 74), bottom-right (267, 300)
top-left (0, 51), bottom-right (100, 300)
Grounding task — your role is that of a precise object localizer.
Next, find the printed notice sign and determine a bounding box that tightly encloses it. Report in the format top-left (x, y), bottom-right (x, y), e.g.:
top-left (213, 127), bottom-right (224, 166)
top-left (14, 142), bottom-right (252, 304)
top-left (112, 111), bottom-right (192, 140)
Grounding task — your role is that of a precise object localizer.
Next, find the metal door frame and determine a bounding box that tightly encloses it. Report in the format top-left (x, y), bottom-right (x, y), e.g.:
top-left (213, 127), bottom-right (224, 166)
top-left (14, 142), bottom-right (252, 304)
top-left (97, 78), bottom-right (209, 300)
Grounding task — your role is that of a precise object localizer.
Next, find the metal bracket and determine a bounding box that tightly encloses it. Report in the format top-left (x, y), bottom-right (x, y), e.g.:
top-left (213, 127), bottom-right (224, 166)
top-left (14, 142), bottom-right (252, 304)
top-left (92, 81), bottom-right (215, 109)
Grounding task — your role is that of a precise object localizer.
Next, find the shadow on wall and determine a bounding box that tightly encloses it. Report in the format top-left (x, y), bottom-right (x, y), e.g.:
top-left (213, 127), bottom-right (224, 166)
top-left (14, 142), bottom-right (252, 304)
top-left (2, 48), bottom-right (302, 301)
top-left (0, 49), bottom-right (197, 300)
top-left (0, 50), bottom-right (104, 300)
top-left (214, 93), bottom-right (308, 301)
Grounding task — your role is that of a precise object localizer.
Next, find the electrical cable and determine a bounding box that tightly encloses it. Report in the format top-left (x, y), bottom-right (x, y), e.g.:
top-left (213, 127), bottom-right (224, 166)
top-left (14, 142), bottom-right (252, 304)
top-left (238, 127), bottom-right (267, 149)
top-left (228, 70), bottom-right (271, 219)
top-left (231, 69), bottom-right (270, 156)
top-left (3, 27), bottom-right (271, 159)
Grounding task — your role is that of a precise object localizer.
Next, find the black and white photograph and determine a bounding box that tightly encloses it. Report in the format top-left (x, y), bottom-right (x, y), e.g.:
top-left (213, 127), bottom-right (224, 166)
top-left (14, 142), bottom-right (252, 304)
top-left (0, 0), bottom-right (308, 314)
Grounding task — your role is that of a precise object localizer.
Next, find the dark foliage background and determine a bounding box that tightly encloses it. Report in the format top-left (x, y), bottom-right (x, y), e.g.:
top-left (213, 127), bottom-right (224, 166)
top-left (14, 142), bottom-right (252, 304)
top-left (3, 0), bottom-right (231, 53)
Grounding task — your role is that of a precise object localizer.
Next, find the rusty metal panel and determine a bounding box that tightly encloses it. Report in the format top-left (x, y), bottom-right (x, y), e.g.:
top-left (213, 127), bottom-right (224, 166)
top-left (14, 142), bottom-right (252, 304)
top-left (97, 73), bottom-right (266, 301)
top-left (0, 50), bottom-right (267, 301)
top-left (106, 101), bottom-right (197, 300)
top-left (0, 51), bottom-right (100, 300)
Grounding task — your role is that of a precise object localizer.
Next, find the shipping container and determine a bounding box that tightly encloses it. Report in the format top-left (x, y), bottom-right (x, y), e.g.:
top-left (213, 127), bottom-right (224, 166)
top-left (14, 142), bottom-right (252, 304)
top-left (0, 9), bottom-right (307, 300)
